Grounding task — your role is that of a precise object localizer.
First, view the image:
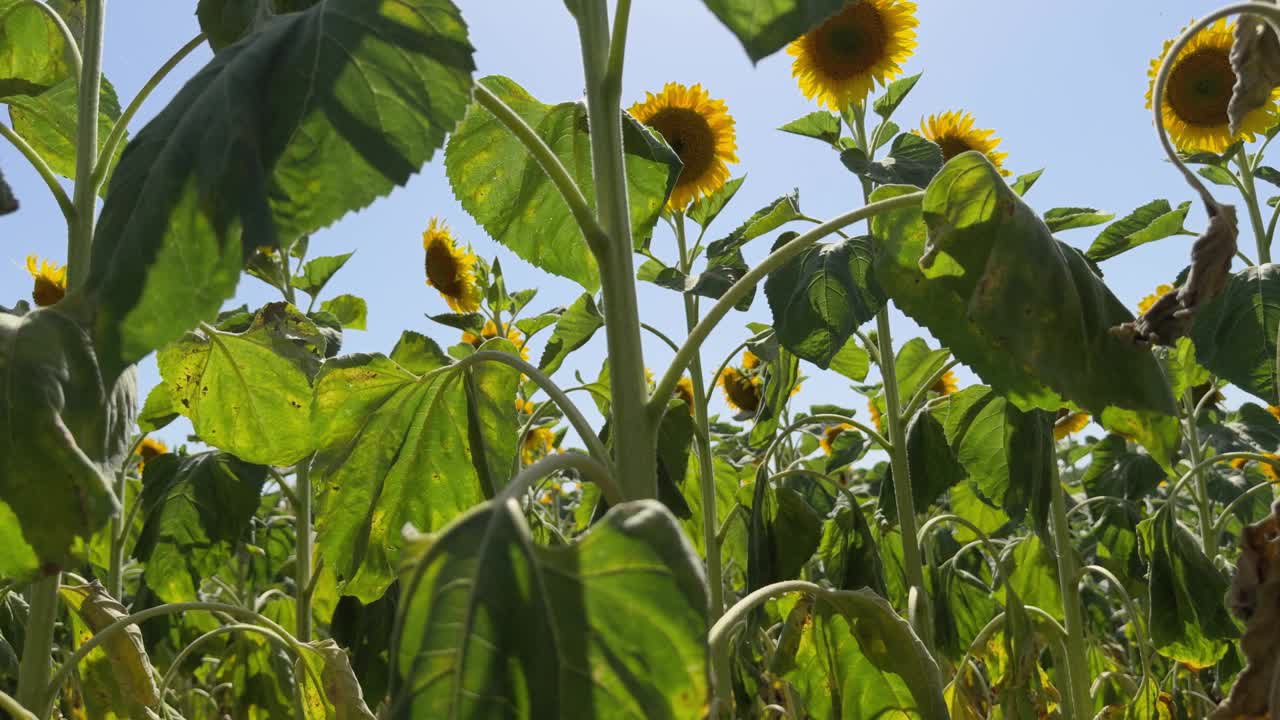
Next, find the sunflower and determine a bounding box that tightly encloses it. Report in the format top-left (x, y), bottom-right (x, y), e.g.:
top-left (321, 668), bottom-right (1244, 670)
top-left (135, 437), bottom-right (168, 471)
top-left (930, 369), bottom-right (959, 396)
top-left (915, 111), bottom-right (1010, 176)
top-left (674, 376), bottom-right (696, 415)
top-left (1263, 453), bottom-right (1280, 482)
top-left (787, 0), bottom-right (919, 111)
top-left (820, 423), bottom-right (855, 455)
top-left (1053, 411), bottom-right (1090, 441)
top-left (1268, 405), bottom-right (1280, 423)
top-left (742, 350), bottom-right (762, 371)
top-left (1147, 18), bottom-right (1280, 153)
top-left (462, 320), bottom-right (529, 360)
top-left (1137, 284), bottom-right (1174, 315)
top-left (25, 254), bottom-right (66, 307)
top-left (867, 398), bottom-right (884, 433)
top-left (423, 218), bottom-right (481, 313)
top-left (629, 82), bottom-right (739, 209)
top-left (719, 366), bottom-right (762, 414)
top-left (515, 397), bottom-right (536, 415)
top-left (520, 426), bottom-right (558, 465)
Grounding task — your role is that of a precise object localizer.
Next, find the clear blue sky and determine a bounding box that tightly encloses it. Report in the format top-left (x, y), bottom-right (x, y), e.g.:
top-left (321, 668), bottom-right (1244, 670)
top-left (1, 1), bottom-right (1237, 449)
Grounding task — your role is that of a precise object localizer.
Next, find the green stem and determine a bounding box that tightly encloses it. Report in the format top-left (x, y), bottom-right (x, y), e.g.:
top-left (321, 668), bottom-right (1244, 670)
top-left (0, 690), bottom-right (36, 720)
top-left (294, 458), bottom-right (313, 642)
top-left (92, 34), bottom-right (204, 193)
top-left (1236, 145), bottom-right (1271, 264)
top-left (0, 122), bottom-right (74, 222)
top-left (107, 469), bottom-right (127, 599)
top-left (16, 573), bottom-right (60, 714)
top-left (1049, 461), bottom-right (1093, 718)
top-left (499, 451), bottom-right (620, 505)
top-left (573, 0), bottom-right (655, 501)
top-left (66, 0), bottom-right (105, 290)
top-left (675, 213), bottom-right (724, 623)
top-left (875, 309), bottom-right (932, 652)
top-left (1181, 394), bottom-right (1216, 558)
top-left (23, 0), bottom-right (80, 74)
top-left (650, 191), bottom-right (924, 409)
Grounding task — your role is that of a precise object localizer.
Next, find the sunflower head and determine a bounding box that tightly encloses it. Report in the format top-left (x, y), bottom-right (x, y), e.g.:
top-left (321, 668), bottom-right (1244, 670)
top-left (521, 426), bottom-right (558, 465)
top-left (1138, 284), bottom-right (1175, 315)
top-left (1147, 18), bottom-right (1280, 153)
top-left (25, 255), bottom-right (66, 307)
top-left (930, 369), bottom-right (959, 396)
top-left (787, 0), bottom-right (918, 111)
top-left (867, 397), bottom-right (884, 433)
top-left (629, 82), bottom-right (739, 210)
top-left (916, 111), bottom-right (1010, 176)
top-left (136, 437), bottom-right (168, 471)
top-left (1263, 453), bottom-right (1280, 482)
top-left (515, 397), bottom-right (536, 415)
top-left (820, 423), bottom-right (855, 455)
top-left (462, 320), bottom-right (529, 360)
top-left (1053, 411), bottom-right (1090, 441)
top-left (423, 218), bottom-right (482, 313)
top-left (742, 350), bottom-right (762, 371)
top-left (674, 376), bottom-right (696, 414)
top-left (719, 366), bottom-right (762, 415)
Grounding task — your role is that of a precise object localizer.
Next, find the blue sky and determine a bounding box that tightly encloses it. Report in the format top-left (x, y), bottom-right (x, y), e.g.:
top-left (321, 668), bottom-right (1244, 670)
top-left (1, 1), bottom-right (1240, 449)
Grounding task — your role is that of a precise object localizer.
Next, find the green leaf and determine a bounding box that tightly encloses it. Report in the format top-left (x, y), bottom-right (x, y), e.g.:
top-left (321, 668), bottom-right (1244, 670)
top-left (312, 353), bottom-right (493, 602)
top-left (871, 157), bottom-right (1177, 421)
top-left (391, 499), bottom-right (708, 719)
top-left (872, 73), bottom-right (922, 119)
top-left (879, 409), bottom-right (965, 522)
top-left (0, 307), bottom-right (135, 565)
top-left (445, 76), bottom-right (679, 291)
top-left (389, 330), bottom-right (449, 376)
top-left (705, 190), bottom-right (802, 261)
top-left (538, 292), bottom-right (603, 375)
top-left (1005, 535), bottom-right (1063, 619)
top-left (60, 582), bottom-right (160, 715)
top-left (778, 111), bottom-right (841, 145)
top-left (427, 311), bottom-right (485, 333)
top-left (135, 451), bottom-right (267, 603)
top-left (749, 481), bottom-right (823, 590)
top-left (1255, 165), bottom-right (1280, 188)
top-left (1081, 434), bottom-right (1162, 589)
top-left (0, 0), bottom-right (77, 97)
top-left (320, 294), bottom-right (367, 331)
top-left (294, 253), bottom-right (353, 298)
top-left (1198, 164), bottom-right (1237, 187)
top-left (783, 588), bottom-right (948, 719)
top-left (158, 303), bottom-right (318, 466)
top-left (815, 502), bottom-right (885, 596)
top-left (688, 174), bottom-right (746, 228)
top-left (825, 424), bottom-right (865, 473)
top-left (1042, 206), bottom-right (1114, 232)
top-left (1086, 199), bottom-right (1193, 261)
top-left (841, 133), bottom-right (943, 188)
top-left (1190, 264), bottom-right (1280, 403)
top-left (1139, 504), bottom-right (1237, 668)
top-left (828, 336), bottom-right (870, 381)
top-left (1010, 168), bottom-right (1043, 196)
top-left (463, 339), bottom-right (520, 498)
top-left (6, 78), bottom-right (125, 195)
top-left (1161, 336), bottom-right (1211, 400)
top-left (87, 0), bottom-right (475, 379)
top-left (137, 381), bottom-right (179, 432)
top-left (699, 0), bottom-right (844, 62)
top-left (766, 234), bottom-right (883, 368)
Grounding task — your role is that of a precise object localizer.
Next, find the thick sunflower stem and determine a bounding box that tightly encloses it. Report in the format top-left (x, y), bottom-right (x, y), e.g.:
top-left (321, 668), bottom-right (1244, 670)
top-left (1049, 461), bottom-right (1093, 719)
top-left (1182, 394), bottom-right (1217, 559)
top-left (16, 573), bottom-right (60, 714)
top-left (294, 457), bottom-right (314, 643)
top-left (573, 0), bottom-right (656, 501)
top-left (1236, 145), bottom-right (1272, 264)
top-left (876, 310), bottom-right (933, 653)
top-left (67, 0), bottom-right (105, 290)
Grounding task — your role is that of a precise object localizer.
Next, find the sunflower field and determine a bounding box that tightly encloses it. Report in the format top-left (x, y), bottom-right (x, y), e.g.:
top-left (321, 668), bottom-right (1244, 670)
top-left (9, 0), bottom-right (1280, 717)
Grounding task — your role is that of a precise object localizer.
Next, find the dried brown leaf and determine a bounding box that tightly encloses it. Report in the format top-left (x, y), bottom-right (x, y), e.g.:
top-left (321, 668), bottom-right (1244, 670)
top-left (0, 167), bottom-right (16, 216)
top-left (1212, 500), bottom-right (1280, 719)
top-left (59, 581), bottom-right (161, 710)
top-left (1230, 7), bottom-right (1280, 136)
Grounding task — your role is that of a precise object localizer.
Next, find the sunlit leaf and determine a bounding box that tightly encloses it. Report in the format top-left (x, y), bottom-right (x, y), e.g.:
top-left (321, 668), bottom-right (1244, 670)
top-left (699, 0), bottom-right (844, 62)
top-left (778, 111), bottom-right (841, 145)
top-left (6, 78), bottom-right (125, 195)
top-left (539, 292), bottom-right (603, 375)
top-left (1086, 199), bottom-right (1192, 262)
top-left (1190, 264), bottom-right (1280, 403)
top-left (0, 0), bottom-right (77, 97)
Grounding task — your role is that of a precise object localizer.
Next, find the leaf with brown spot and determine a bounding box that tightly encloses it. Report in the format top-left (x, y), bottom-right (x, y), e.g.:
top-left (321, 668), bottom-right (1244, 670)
top-left (1231, 7), bottom-right (1280, 136)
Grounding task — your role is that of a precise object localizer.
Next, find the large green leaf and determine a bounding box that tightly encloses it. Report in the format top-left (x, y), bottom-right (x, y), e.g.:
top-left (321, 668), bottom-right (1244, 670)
top-left (158, 303), bottom-right (319, 466)
top-left (0, 306), bottom-right (135, 567)
top-left (196, 0), bottom-right (322, 51)
top-left (445, 75), bottom-right (678, 292)
top-left (312, 345), bottom-right (512, 602)
top-left (538, 292), bottom-right (603, 375)
top-left (1081, 434), bottom-right (1161, 591)
top-left (0, 0), bottom-right (77, 97)
top-left (841, 133), bottom-right (943, 188)
top-left (1190, 264), bottom-right (1280, 403)
top-left (6, 78), bottom-right (125, 196)
top-left (699, 0), bottom-right (844, 62)
top-left (462, 343), bottom-right (520, 497)
top-left (871, 154), bottom-right (1176, 419)
top-left (814, 501), bottom-right (885, 596)
top-left (878, 408), bottom-right (966, 523)
top-left (1138, 504), bottom-right (1238, 668)
top-left (1004, 535), bottom-right (1063, 619)
top-left (391, 499), bottom-right (708, 719)
top-left (749, 479), bottom-right (823, 590)
top-left (134, 452), bottom-right (266, 603)
top-left (86, 0), bottom-right (475, 379)
top-left (783, 589), bottom-right (948, 719)
top-left (765, 234), bottom-right (883, 368)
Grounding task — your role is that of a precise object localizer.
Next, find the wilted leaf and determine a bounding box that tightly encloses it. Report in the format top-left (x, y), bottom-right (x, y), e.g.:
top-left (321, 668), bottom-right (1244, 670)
top-left (296, 639), bottom-right (377, 720)
top-left (1230, 11), bottom-right (1280, 136)
top-left (60, 582), bottom-right (160, 714)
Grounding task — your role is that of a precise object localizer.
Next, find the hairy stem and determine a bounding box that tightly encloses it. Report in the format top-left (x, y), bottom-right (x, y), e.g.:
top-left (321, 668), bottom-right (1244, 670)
top-left (1050, 462), bottom-right (1093, 718)
top-left (0, 122), bottom-right (74, 222)
top-left (16, 574), bottom-right (60, 713)
top-left (1182, 394), bottom-right (1217, 558)
top-left (1236, 145), bottom-right (1272, 264)
top-left (66, 0), bottom-right (105, 290)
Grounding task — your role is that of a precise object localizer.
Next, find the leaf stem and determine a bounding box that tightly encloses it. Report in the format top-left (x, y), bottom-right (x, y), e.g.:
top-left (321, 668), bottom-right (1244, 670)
top-left (650, 191), bottom-right (924, 413)
top-left (1235, 145), bottom-right (1272, 264)
top-left (1049, 460), bottom-right (1094, 718)
top-left (22, 0), bottom-right (80, 75)
top-left (16, 573), bottom-right (60, 714)
top-left (66, 0), bottom-right (105, 290)
top-left (0, 690), bottom-right (36, 720)
top-left (1180, 394), bottom-right (1218, 558)
top-left (0, 122), bottom-right (74, 221)
top-left (294, 457), bottom-right (313, 642)
top-left (498, 451), bottom-right (621, 506)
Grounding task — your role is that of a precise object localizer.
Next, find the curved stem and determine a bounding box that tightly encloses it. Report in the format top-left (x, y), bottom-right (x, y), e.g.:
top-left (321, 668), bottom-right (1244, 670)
top-left (1167, 451), bottom-right (1275, 507)
top-left (93, 34), bottom-right (205, 193)
top-left (761, 414), bottom-right (892, 471)
top-left (0, 690), bottom-right (35, 720)
top-left (157, 624), bottom-right (294, 707)
top-left (457, 350), bottom-right (610, 467)
top-left (1077, 564), bottom-right (1152, 695)
top-left (1215, 479), bottom-right (1278, 531)
top-left (704, 340), bottom-right (751, 410)
top-left (640, 322), bottom-right (680, 353)
top-left (917, 514), bottom-right (1001, 578)
top-left (0, 122), bottom-right (74, 222)
top-left (66, 0), bottom-right (105, 290)
top-left (1066, 494), bottom-right (1142, 522)
top-left (651, 191), bottom-right (925, 411)
top-left (901, 358), bottom-right (960, 421)
top-left (498, 451), bottom-right (620, 506)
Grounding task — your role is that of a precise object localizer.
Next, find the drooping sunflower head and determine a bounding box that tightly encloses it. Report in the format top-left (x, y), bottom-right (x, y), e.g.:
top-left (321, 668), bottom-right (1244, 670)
top-left (629, 82), bottom-right (739, 210)
top-left (742, 350), bottom-right (762, 371)
top-left (719, 366), bottom-right (762, 415)
top-left (515, 397), bottom-right (536, 415)
top-left (787, 0), bottom-right (919, 111)
top-left (1053, 411), bottom-right (1090, 441)
top-left (1147, 18), bottom-right (1280, 153)
top-left (462, 320), bottom-right (529, 360)
top-left (867, 397), bottom-right (883, 433)
top-left (820, 423), bottom-right (855, 455)
top-left (930, 369), bottom-right (959, 396)
top-left (521, 426), bottom-right (558, 465)
top-left (423, 218), bottom-right (482, 313)
top-left (1137, 283), bottom-right (1175, 315)
top-left (916, 111), bottom-right (1010, 176)
top-left (135, 437), bottom-right (168, 471)
top-left (25, 254), bottom-right (66, 307)
top-left (674, 376), bottom-right (696, 415)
